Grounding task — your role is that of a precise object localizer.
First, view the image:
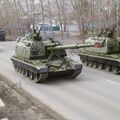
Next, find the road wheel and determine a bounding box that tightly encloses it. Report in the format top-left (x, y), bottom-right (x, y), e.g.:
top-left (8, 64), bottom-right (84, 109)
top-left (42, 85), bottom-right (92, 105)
top-left (37, 74), bottom-right (48, 83)
top-left (80, 58), bottom-right (84, 62)
top-left (16, 66), bottom-right (18, 72)
top-left (89, 62), bottom-right (93, 67)
top-left (84, 61), bottom-right (87, 66)
top-left (82, 59), bottom-right (85, 64)
top-left (105, 65), bottom-right (112, 72)
top-left (112, 67), bottom-right (119, 74)
top-left (13, 63), bottom-right (17, 71)
top-left (15, 65), bottom-right (17, 71)
top-left (32, 74), bottom-right (38, 83)
top-left (21, 69), bottom-right (25, 74)
top-left (29, 71), bottom-right (33, 79)
top-left (84, 60), bottom-right (88, 66)
top-left (30, 73), bottom-right (38, 82)
top-left (19, 68), bottom-right (22, 73)
top-left (14, 65), bottom-right (17, 71)
top-left (98, 64), bottom-right (104, 69)
top-left (24, 70), bottom-right (29, 77)
top-left (69, 69), bottom-right (81, 78)
top-left (93, 63), bottom-right (98, 68)
top-left (17, 66), bottom-right (20, 72)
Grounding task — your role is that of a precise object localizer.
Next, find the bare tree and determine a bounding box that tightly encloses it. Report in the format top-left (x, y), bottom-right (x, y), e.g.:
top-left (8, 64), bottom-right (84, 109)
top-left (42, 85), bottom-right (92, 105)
top-left (55, 0), bottom-right (64, 39)
top-left (39, 0), bottom-right (45, 23)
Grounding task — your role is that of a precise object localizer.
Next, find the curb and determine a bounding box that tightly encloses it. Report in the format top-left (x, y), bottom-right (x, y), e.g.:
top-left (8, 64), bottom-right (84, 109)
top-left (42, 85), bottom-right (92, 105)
top-left (0, 72), bottom-right (69, 120)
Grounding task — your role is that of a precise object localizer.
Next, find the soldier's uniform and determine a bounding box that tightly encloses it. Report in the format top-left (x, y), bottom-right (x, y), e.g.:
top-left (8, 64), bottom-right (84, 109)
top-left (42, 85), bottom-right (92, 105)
top-left (32, 30), bottom-right (42, 41)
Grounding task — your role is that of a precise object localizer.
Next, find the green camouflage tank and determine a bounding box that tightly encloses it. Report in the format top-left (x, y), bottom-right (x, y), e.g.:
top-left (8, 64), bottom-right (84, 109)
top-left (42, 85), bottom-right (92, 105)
top-left (79, 35), bottom-right (120, 74)
top-left (11, 32), bottom-right (92, 83)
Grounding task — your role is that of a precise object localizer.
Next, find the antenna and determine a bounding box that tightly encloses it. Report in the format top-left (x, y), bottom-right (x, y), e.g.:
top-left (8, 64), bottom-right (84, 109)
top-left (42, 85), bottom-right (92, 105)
top-left (40, 0), bottom-right (47, 39)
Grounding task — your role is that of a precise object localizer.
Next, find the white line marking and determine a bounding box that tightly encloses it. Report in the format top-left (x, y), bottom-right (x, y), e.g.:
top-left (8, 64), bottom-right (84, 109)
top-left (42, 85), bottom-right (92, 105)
top-left (105, 79), bottom-right (120, 86)
top-left (0, 98), bottom-right (5, 107)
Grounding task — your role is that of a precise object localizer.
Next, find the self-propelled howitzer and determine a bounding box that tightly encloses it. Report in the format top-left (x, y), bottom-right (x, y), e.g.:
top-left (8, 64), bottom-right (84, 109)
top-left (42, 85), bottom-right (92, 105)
top-left (11, 34), bottom-right (93, 83)
top-left (79, 36), bottom-right (120, 74)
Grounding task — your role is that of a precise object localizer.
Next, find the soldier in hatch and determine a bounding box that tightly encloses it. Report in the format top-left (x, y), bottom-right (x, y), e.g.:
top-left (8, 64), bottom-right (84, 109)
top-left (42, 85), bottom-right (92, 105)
top-left (32, 29), bottom-right (42, 41)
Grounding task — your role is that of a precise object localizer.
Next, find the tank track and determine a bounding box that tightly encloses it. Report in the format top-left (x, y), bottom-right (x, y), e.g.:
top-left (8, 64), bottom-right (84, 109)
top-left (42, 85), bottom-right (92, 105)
top-left (11, 57), bottom-right (81, 83)
top-left (69, 69), bottom-right (82, 78)
top-left (80, 54), bottom-right (120, 74)
top-left (11, 58), bottom-right (48, 83)
top-left (48, 69), bottom-right (81, 79)
top-left (13, 63), bottom-right (48, 83)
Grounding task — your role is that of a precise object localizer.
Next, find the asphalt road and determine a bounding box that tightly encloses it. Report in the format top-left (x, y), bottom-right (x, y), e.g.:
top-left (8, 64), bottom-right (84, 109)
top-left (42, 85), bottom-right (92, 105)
top-left (0, 41), bottom-right (120, 120)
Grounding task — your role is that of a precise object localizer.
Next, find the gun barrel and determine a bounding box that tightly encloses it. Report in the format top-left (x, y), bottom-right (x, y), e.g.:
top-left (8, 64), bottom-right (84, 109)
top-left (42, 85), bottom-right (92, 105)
top-left (47, 43), bottom-right (93, 50)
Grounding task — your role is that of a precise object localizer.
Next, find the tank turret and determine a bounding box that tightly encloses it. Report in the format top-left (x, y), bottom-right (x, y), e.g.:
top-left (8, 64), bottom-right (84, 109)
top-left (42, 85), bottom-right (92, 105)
top-left (11, 32), bottom-right (93, 83)
top-left (84, 37), bottom-right (119, 54)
